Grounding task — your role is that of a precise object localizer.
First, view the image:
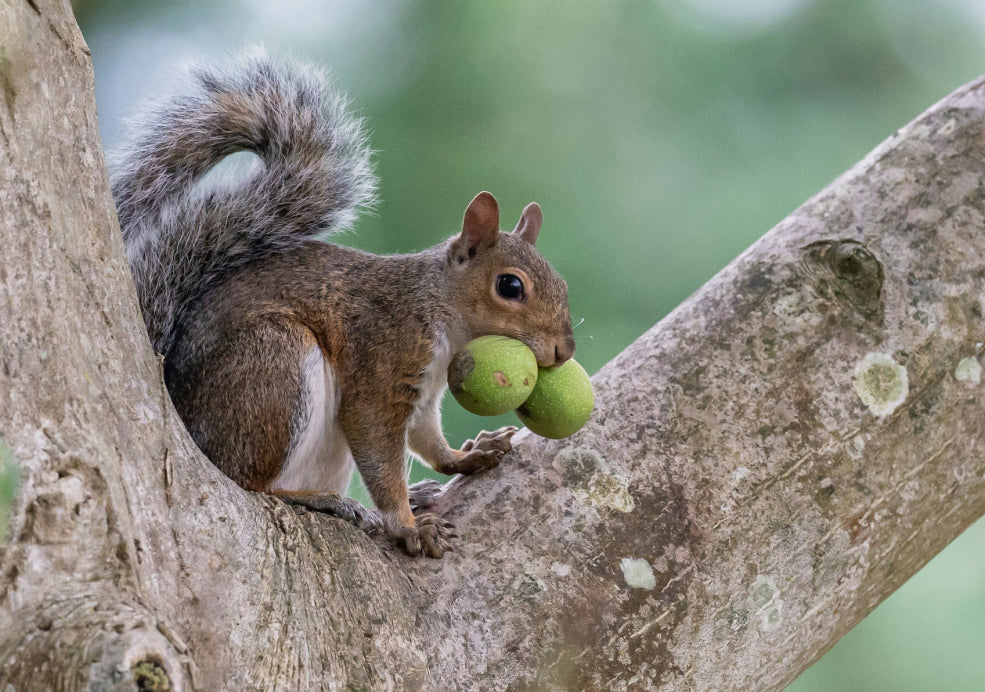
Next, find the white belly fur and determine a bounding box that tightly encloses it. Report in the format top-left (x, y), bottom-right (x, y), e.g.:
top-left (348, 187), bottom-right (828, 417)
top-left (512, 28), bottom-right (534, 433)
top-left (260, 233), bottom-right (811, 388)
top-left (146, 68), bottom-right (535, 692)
top-left (270, 347), bottom-right (354, 495)
top-left (271, 330), bottom-right (454, 495)
top-left (409, 331), bottom-right (453, 425)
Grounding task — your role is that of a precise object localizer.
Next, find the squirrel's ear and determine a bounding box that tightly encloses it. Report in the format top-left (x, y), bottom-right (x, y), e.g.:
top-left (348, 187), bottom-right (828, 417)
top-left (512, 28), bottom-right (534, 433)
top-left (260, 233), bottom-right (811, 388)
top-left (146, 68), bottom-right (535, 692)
top-left (512, 202), bottom-right (543, 246)
top-left (454, 192), bottom-right (500, 260)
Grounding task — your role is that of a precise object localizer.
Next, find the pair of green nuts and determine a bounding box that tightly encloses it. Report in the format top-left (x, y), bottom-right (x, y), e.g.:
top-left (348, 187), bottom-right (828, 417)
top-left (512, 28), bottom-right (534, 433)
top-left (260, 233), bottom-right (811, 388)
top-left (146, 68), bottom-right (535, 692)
top-left (447, 336), bottom-right (594, 439)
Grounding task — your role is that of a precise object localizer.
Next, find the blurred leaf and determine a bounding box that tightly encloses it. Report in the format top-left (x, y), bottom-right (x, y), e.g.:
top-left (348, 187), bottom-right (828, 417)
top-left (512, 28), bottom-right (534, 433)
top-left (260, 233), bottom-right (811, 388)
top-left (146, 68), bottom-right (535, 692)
top-left (0, 441), bottom-right (19, 544)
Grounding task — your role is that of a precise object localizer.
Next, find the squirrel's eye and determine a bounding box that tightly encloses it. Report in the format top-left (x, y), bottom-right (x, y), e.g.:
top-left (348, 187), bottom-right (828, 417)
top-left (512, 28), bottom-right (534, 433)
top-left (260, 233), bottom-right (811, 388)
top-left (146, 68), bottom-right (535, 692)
top-left (496, 273), bottom-right (525, 301)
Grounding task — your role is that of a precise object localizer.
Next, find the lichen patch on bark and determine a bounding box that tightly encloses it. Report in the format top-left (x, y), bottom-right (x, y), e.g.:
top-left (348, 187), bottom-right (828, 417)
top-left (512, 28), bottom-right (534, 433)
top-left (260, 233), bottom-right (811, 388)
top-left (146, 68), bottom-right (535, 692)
top-left (749, 575), bottom-right (783, 631)
top-left (552, 446), bottom-right (635, 512)
top-left (620, 557), bottom-right (656, 589)
top-left (852, 352), bottom-right (908, 417)
top-left (955, 356), bottom-right (982, 384)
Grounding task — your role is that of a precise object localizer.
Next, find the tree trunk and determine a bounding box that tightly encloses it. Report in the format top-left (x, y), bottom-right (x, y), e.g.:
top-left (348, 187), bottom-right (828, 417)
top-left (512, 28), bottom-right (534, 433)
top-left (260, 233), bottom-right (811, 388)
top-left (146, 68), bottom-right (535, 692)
top-left (3, 2), bottom-right (984, 690)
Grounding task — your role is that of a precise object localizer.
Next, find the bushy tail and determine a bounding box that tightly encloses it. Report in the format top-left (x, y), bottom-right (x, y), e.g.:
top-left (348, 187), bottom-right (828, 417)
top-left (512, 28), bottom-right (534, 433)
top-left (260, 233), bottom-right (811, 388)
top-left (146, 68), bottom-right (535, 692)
top-left (111, 49), bottom-right (375, 355)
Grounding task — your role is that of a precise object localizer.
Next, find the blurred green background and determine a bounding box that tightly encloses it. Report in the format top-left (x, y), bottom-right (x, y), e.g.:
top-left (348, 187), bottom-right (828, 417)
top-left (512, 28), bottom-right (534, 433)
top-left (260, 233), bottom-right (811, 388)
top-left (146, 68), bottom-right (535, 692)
top-left (71, 0), bottom-right (985, 688)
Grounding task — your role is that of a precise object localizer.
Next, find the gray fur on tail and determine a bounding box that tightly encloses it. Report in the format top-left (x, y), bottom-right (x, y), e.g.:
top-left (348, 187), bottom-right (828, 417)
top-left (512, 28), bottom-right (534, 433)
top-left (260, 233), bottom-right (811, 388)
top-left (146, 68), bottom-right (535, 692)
top-left (111, 49), bottom-right (375, 355)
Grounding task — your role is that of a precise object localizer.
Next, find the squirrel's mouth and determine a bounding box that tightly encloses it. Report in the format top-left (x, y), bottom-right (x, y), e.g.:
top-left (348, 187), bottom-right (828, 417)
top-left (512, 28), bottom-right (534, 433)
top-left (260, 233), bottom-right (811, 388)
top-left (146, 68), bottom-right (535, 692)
top-left (532, 343), bottom-right (567, 368)
top-left (536, 334), bottom-right (576, 368)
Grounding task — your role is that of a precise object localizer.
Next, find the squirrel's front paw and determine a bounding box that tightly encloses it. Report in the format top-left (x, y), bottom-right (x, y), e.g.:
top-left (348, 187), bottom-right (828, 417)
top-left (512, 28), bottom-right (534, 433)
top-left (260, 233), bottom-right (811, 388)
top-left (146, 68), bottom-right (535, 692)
top-left (391, 513), bottom-right (456, 558)
top-left (454, 425), bottom-right (518, 474)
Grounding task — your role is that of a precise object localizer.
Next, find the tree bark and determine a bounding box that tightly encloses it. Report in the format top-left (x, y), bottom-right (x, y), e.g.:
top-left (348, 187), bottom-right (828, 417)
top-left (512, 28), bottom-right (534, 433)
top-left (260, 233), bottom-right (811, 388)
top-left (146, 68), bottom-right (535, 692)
top-left (3, 2), bottom-right (984, 690)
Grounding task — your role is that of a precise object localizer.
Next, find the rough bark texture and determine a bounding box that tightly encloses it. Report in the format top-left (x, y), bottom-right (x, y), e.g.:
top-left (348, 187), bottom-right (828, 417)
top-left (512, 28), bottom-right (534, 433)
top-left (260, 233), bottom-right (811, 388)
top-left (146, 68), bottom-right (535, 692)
top-left (2, 2), bottom-right (984, 690)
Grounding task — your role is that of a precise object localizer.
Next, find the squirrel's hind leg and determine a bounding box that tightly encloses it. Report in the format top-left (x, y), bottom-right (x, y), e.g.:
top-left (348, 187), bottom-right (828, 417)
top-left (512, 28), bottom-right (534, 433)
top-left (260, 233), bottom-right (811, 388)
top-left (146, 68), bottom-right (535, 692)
top-left (167, 318), bottom-right (318, 492)
top-left (171, 318), bottom-right (372, 532)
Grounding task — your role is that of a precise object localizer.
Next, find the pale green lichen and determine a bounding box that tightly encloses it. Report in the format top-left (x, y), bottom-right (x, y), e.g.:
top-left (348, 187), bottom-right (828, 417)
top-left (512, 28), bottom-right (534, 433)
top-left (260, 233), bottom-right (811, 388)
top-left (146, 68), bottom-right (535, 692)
top-left (132, 659), bottom-right (171, 691)
top-left (762, 605), bottom-right (783, 628)
top-left (749, 575), bottom-right (775, 607)
top-left (852, 352), bottom-right (908, 417)
top-left (586, 471), bottom-right (636, 513)
top-left (749, 575), bottom-right (783, 630)
top-left (553, 448), bottom-right (635, 513)
top-left (955, 357), bottom-right (982, 384)
top-left (620, 558), bottom-right (656, 590)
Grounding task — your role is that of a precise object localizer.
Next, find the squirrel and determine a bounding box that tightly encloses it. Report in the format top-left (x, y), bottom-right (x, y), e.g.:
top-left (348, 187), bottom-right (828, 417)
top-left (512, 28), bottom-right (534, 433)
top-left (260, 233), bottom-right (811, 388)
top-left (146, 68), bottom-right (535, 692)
top-left (111, 51), bottom-right (575, 558)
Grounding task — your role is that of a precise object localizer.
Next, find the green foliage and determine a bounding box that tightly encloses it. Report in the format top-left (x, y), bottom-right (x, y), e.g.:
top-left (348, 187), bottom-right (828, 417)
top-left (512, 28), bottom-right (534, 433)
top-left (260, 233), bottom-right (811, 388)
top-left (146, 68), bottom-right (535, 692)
top-left (0, 440), bottom-right (19, 543)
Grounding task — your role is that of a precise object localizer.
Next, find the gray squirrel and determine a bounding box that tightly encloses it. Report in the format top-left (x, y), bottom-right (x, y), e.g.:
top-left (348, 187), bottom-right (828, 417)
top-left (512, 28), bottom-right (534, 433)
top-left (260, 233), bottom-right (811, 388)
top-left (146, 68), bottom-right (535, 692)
top-left (112, 51), bottom-right (575, 558)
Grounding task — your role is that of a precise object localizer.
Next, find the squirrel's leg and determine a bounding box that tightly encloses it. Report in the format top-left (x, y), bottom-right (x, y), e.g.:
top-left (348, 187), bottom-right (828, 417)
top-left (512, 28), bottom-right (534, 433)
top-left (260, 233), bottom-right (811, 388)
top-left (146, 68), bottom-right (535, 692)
top-left (407, 396), bottom-right (517, 476)
top-left (342, 416), bottom-right (454, 558)
top-left (172, 321), bottom-right (381, 535)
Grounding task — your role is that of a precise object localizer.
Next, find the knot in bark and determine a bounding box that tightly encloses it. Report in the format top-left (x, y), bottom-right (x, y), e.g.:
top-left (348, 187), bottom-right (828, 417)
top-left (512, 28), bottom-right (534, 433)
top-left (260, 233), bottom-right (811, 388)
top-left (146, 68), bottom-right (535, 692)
top-left (800, 239), bottom-right (884, 321)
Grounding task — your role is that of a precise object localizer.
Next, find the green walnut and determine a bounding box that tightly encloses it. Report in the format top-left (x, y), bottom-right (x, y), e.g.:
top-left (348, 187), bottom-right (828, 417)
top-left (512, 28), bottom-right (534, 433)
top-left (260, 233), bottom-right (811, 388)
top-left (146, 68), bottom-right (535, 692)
top-left (447, 336), bottom-right (538, 416)
top-left (515, 359), bottom-right (594, 439)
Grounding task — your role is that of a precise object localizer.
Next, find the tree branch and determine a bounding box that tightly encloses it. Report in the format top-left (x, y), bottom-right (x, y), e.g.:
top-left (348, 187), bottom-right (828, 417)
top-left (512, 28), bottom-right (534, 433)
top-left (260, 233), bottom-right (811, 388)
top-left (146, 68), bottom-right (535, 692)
top-left (2, 2), bottom-right (983, 690)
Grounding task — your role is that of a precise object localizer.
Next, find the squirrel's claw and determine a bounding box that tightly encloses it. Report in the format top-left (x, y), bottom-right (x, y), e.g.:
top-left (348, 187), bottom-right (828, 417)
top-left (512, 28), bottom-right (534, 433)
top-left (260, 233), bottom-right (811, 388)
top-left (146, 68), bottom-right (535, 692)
top-left (397, 512), bottom-right (454, 558)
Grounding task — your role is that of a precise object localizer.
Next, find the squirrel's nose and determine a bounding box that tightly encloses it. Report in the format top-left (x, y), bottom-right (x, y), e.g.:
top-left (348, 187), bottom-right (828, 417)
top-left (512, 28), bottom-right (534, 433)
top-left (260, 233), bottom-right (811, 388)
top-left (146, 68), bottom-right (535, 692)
top-left (554, 336), bottom-right (575, 365)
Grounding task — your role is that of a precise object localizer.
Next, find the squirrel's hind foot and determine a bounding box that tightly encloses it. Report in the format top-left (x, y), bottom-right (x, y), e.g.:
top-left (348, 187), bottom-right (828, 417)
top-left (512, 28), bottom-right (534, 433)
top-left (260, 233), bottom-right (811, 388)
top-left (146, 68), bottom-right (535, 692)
top-left (272, 489), bottom-right (383, 534)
